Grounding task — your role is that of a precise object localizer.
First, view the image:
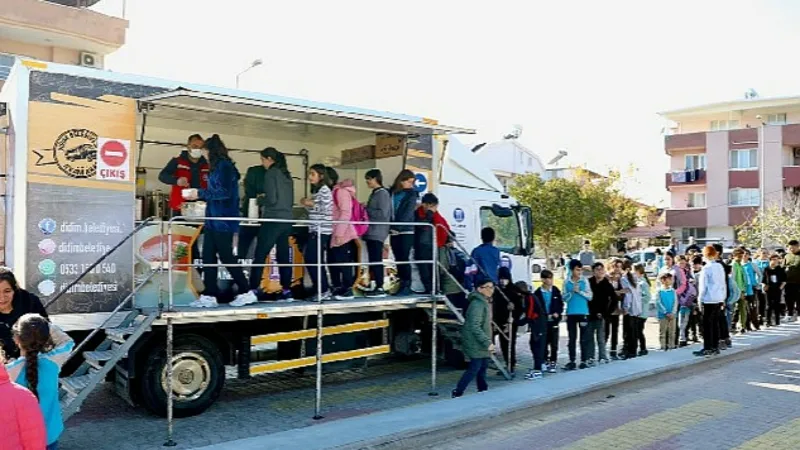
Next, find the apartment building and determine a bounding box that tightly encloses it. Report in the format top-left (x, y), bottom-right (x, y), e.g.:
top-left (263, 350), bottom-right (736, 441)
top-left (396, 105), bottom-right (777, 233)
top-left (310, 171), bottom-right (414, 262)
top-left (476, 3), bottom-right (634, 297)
top-left (661, 96), bottom-right (800, 245)
top-left (0, 0), bottom-right (128, 88)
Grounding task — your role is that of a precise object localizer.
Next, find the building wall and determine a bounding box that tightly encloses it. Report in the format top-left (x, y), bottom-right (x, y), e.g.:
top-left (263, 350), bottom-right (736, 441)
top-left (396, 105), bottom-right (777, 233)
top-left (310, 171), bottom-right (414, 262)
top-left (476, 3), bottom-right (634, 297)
top-left (0, 38), bottom-right (84, 65)
top-left (763, 125), bottom-right (784, 206)
top-left (706, 131), bottom-right (729, 227)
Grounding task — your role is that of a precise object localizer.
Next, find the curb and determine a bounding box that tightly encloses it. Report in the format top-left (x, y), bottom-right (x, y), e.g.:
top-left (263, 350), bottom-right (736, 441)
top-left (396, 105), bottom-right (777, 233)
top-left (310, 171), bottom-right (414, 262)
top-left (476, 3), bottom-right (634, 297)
top-left (344, 331), bottom-right (800, 449)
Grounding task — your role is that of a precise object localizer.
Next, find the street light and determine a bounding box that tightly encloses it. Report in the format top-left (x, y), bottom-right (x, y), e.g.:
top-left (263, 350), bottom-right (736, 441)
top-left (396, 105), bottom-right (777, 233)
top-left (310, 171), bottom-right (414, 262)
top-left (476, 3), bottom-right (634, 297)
top-left (236, 59), bottom-right (263, 89)
top-left (757, 115), bottom-right (766, 248)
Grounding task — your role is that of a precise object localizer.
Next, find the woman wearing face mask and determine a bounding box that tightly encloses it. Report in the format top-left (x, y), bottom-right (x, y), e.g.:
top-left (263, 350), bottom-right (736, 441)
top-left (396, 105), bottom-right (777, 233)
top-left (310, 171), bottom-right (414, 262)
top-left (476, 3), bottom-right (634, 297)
top-left (184, 135), bottom-right (249, 307)
top-left (237, 147), bottom-right (295, 305)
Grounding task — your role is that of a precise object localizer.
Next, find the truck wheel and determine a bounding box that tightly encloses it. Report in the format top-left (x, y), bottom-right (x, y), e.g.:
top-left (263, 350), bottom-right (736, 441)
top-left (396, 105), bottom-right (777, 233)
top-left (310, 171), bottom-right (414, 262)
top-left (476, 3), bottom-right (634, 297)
top-left (140, 335), bottom-right (225, 418)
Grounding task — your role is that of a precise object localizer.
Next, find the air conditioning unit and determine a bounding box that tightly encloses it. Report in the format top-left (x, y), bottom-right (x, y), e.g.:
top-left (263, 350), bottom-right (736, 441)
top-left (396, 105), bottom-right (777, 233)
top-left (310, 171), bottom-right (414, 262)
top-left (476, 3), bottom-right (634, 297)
top-left (79, 51), bottom-right (100, 68)
top-left (793, 147), bottom-right (800, 159)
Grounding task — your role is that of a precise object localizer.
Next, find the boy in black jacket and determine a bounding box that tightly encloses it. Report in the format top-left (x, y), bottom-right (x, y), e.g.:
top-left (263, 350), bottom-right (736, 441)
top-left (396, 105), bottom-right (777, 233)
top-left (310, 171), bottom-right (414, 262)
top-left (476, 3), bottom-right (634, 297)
top-left (588, 262), bottom-right (616, 365)
top-left (763, 254), bottom-right (787, 327)
top-left (528, 270), bottom-right (564, 375)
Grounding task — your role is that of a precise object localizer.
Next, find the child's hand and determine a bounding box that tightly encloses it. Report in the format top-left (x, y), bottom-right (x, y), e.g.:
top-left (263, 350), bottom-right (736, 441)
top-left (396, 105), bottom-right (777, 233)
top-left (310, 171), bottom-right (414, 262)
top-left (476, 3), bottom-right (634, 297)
top-left (300, 198), bottom-right (314, 207)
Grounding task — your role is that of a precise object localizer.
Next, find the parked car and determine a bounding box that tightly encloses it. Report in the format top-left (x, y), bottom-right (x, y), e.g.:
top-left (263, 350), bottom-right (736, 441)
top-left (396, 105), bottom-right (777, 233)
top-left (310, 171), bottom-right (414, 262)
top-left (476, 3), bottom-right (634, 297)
top-left (624, 247), bottom-right (662, 275)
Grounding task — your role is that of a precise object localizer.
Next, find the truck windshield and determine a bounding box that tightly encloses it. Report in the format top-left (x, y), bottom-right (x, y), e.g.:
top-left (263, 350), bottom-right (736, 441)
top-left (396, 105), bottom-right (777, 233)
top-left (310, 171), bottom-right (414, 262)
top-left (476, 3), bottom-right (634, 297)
top-left (479, 207), bottom-right (522, 254)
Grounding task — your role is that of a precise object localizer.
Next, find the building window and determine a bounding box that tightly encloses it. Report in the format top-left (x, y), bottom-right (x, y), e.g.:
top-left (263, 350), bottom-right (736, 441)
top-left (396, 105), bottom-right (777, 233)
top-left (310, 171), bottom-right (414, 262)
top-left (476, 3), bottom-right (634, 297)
top-left (710, 120), bottom-right (740, 131)
top-left (767, 113), bottom-right (787, 125)
top-left (684, 154), bottom-right (707, 170)
top-left (687, 192), bottom-right (707, 208)
top-left (729, 188), bottom-right (760, 207)
top-left (682, 227), bottom-right (707, 241)
top-left (729, 149), bottom-right (758, 170)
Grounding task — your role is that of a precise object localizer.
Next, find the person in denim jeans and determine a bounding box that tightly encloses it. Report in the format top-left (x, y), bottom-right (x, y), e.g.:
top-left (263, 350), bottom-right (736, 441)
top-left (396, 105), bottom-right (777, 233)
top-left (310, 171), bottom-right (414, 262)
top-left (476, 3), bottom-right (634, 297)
top-left (563, 260), bottom-right (593, 370)
top-left (452, 278), bottom-right (494, 398)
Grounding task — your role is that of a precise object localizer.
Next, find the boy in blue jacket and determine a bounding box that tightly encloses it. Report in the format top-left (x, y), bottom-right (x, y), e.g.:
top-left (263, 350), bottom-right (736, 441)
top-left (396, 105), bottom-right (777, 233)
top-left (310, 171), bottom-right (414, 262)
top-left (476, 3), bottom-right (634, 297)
top-left (658, 272), bottom-right (678, 350)
top-left (563, 260), bottom-right (593, 370)
top-left (527, 269), bottom-right (563, 376)
top-left (471, 227), bottom-right (501, 284)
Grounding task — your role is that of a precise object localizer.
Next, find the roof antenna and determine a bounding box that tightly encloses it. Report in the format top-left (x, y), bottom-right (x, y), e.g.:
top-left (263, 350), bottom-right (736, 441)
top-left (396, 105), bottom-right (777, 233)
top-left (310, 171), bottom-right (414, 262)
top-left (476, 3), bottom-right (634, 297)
top-left (744, 88), bottom-right (759, 99)
top-left (503, 124), bottom-right (523, 140)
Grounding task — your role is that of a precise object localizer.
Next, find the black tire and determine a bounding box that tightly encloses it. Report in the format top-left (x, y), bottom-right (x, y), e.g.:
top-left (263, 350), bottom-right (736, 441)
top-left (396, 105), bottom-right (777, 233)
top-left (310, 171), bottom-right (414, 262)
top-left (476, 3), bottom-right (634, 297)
top-left (140, 334), bottom-right (225, 418)
top-left (532, 264), bottom-right (542, 274)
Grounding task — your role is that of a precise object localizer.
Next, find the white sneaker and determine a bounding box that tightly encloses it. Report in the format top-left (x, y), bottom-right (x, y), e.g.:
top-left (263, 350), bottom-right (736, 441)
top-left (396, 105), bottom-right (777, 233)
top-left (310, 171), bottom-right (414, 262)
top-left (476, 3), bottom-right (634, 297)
top-left (231, 291), bottom-right (259, 307)
top-left (189, 295), bottom-right (219, 308)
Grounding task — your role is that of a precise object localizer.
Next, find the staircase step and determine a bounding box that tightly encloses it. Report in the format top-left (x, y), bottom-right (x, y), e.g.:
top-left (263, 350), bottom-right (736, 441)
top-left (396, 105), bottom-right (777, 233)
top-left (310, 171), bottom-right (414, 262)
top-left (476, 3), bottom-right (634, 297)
top-left (84, 350), bottom-right (116, 370)
top-left (437, 318), bottom-right (462, 325)
top-left (106, 326), bottom-right (139, 343)
top-left (60, 374), bottom-right (95, 397)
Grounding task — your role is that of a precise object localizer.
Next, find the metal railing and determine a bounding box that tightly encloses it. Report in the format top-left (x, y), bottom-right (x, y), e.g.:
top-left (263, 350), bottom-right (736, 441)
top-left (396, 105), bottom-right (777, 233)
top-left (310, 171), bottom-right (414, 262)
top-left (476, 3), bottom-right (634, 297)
top-left (436, 224), bottom-right (517, 376)
top-left (162, 215), bottom-right (439, 445)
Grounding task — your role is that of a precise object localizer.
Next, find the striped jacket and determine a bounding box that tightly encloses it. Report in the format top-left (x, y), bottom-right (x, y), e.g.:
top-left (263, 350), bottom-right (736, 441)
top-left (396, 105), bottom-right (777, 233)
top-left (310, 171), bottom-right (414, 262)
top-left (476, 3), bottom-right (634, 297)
top-left (307, 185), bottom-right (333, 235)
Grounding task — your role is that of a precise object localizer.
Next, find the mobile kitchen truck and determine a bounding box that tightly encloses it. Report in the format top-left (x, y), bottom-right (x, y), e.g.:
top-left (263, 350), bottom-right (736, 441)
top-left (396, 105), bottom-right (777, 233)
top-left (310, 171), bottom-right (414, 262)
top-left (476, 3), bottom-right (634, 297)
top-left (0, 57), bottom-right (533, 423)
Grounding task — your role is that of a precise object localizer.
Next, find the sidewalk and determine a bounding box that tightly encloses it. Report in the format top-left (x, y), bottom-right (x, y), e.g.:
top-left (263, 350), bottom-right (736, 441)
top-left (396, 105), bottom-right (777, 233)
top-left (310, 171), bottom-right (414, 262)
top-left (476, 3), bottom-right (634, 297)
top-left (197, 322), bottom-right (800, 450)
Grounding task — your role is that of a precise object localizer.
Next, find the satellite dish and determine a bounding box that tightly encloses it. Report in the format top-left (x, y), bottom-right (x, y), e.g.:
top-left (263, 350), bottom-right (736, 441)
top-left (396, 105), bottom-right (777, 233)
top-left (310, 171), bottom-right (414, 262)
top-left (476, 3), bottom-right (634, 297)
top-left (547, 150), bottom-right (568, 165)
top-left (503, 124), bottom-right (523, 140)
top-left (745, 88), bottom-right (759, 99)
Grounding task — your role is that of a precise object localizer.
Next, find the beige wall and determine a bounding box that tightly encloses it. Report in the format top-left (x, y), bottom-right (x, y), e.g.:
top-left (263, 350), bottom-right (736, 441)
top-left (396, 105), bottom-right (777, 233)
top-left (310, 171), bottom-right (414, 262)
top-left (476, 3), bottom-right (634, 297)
top-left (0, 37), bottom-right (84, 65)
top-left (706, 131), bottom-right (729, 227)
top-left (676, 107), bottom-right (800, 134)
top-left (669, 149), bottom-right (705, 171)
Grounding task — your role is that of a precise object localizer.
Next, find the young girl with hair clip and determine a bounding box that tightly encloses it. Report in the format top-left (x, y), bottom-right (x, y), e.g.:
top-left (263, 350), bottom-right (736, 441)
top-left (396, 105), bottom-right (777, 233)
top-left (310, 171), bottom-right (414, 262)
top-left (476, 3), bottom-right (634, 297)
top-left (6, 313), bottom-right (74, 450)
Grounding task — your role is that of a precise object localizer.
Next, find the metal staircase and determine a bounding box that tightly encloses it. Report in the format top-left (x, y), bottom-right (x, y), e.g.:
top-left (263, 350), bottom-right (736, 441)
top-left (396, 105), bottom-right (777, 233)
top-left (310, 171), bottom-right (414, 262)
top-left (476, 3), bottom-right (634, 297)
top-left (425, 265), bottom-right (512, 380)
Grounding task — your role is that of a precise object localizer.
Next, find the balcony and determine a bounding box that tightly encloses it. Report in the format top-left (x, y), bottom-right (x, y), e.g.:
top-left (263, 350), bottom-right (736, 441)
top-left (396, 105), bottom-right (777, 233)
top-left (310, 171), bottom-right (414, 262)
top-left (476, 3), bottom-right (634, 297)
top-left (0, 0), bottom-right (127, 55)
top-left (665, 131), bottom-right (705, 153)
top-left (666, 169), bottom-right (706, 189)
top-left (666, 208), bottom-right (707, 228)
top-left (729, 170), bottom-right (759, 189)
top-left (783, 124), bottom-right (800, 147)
top-left (784, 166), bottom-right (800, 188)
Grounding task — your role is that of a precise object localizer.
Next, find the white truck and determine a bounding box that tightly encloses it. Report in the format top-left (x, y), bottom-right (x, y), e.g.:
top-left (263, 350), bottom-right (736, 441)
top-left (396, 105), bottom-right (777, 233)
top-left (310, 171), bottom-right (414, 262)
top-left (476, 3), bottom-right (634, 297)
top-left (0, 57), bottom-right (534, 419)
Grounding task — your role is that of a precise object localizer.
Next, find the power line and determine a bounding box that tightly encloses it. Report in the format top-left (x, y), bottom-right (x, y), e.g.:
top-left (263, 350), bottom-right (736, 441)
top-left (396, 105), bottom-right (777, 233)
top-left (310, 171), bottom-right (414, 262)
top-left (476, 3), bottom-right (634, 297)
top-left (665, 185), bottom-right (797, 221)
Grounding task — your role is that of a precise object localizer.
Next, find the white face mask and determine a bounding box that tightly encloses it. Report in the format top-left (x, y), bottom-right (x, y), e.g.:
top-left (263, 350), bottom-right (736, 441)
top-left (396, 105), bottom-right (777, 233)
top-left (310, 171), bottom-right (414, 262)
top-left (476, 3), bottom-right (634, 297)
top-left (189, 148), bottom-right (203, 159)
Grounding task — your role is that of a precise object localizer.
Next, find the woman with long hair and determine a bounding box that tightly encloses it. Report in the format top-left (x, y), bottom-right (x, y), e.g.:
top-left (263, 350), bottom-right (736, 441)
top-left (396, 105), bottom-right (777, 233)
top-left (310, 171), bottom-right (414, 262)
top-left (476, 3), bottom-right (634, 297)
top-left (301, 164), bottom-right (333, 299)
top-left (6, 314), bottom-right (74, 450)
top-left (235, 147), bottom-right (295, 305)
top-left (0, 268), bottom-right (48, 360)
top-left (389, 170), bottom-right (418, 296)
top-left (185, 134), bottom-right (249, 307)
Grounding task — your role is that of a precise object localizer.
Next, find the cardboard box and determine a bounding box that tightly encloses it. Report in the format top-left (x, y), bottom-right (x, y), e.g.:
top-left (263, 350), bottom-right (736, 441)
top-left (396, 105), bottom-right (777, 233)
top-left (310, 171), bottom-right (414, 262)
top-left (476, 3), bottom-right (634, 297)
top-left (341, 145), bottom-right (375, 165)
top-left (375, 134), bottom-right (406, 159)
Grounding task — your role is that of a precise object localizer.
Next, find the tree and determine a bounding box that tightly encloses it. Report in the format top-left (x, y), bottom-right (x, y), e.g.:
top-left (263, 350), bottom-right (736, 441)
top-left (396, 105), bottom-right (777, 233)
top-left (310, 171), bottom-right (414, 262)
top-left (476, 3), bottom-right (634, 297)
top-left (509, 170), bottom-right (642, 262)
top-left (736, 193), bottom-right (800, 248)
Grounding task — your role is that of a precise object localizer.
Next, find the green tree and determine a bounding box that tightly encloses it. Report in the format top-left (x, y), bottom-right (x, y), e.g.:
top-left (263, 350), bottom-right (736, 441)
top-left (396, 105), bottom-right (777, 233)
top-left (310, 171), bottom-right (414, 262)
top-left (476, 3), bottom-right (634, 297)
top-left (737, 195), bottom-right (800, 248)
top-left (580, 170), bottom-right (641, 255)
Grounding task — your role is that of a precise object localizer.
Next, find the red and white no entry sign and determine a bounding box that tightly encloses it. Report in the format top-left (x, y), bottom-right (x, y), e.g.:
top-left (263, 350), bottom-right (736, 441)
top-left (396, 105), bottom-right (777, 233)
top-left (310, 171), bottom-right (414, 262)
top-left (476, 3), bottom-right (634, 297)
top-left (100, 140), bottom-right (127, 167)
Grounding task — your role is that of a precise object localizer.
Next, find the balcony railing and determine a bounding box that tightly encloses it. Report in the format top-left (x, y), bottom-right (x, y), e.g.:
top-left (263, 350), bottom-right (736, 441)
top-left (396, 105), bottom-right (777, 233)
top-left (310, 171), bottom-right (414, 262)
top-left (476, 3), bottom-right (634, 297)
top-left (666, 169), bottom-right (706, 189)
top-left (666, 208), bottom-right (707, 228)
top-left (665, 131), bottom-right (706, 152)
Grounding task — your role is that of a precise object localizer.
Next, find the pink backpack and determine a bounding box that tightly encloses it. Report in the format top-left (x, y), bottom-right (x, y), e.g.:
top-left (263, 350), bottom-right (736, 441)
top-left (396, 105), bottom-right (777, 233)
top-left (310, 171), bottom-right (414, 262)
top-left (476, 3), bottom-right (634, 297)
top-left (334, 187), bottom-right (370, 237)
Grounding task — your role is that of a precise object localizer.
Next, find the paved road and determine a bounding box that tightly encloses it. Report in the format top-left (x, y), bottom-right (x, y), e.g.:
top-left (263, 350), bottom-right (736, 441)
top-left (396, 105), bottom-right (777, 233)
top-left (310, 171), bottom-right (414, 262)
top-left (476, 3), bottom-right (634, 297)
top-left (426, 343), bottom-right (800, 450)
top-left (60, 315), bottom-right (670, 450)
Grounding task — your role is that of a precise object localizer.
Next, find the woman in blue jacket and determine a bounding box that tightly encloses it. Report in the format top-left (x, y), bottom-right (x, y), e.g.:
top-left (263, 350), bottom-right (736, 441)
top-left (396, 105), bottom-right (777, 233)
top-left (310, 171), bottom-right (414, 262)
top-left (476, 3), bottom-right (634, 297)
top-left (185, 134), bottom-right (249, 306)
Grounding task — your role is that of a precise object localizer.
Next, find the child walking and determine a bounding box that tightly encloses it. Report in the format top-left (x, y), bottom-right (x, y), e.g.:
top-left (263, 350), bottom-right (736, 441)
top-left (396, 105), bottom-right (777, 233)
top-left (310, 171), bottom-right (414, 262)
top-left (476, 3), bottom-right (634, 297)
top-left (6, 314), bottom-right (74, 450)
top-left (452, 277), bottom-right (495, 398)
top-left (534, 270), bottom-right (563, 373)
top-left (563, 260), bottom-right (593, 370)
top-left (658, 273), bottom-right (678, 350)
top-left (301, 164), bottom-right (333, 299)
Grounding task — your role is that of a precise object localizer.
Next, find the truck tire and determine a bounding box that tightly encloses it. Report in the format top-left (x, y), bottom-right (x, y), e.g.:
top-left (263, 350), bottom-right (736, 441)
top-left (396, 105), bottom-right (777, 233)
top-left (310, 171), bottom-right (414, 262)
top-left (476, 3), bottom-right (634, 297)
top-left (140, 334), bottom-right (225, 418)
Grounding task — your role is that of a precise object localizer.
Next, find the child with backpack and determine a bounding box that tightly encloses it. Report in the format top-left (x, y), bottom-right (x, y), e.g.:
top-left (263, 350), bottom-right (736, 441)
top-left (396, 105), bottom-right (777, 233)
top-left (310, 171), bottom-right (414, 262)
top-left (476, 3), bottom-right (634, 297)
top-left (330, 171), bottom-right (368, 300)
top-left (413, 193), bottom-right (450, 294)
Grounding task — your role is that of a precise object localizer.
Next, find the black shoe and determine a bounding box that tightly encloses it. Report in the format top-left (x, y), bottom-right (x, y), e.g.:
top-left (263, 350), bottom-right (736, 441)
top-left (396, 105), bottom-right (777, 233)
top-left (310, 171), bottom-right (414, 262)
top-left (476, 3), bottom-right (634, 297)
top-left (679, 341), bottom-right (688, 348)
top-left (564, 362), bottom-right (577, 371)
top-left (726, 339), bottom-right (732, 347)
top-left (610, 351), bottom-right (619, 360)
top-left (578, 362), bottom-right (588, 370)
top-left (693, 350), bottom-right (707, 357)
top-left (334, 289), bottom-right (355, 300)
top-left (638, 349), bottom-right (649, 356)
top-left (712, 349), bottom-right (721, 355)
top-left (691, 336), bottom-right (700, 343)
top-left (618, 353), bottom-right (628, 360)
top-left (451, 389), bottom-right (462, 398)
top-left (365, 287), bottom-right (387, 298)
top-left (395, 286), bottom-right (413, 297)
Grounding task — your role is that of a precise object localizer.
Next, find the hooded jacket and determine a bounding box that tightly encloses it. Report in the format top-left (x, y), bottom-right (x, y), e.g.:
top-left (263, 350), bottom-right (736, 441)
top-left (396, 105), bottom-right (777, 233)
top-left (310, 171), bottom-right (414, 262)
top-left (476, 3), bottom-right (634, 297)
top-left (259, 165), bottom-right (294, 221)
top-left (413, 206), bottom-right (450, 250)
top-left (363, 186), bottom-right (391, 242)
top-left (332, 180), bottom-right (359, 247)
top-left (460, 291), bottom-right (492, 360)
top-left (198, 158), bottom-right (241, 233)
top-left (493, 267), bottom-right (524, 325)
top-left (589, 276), bottom-right (616, 318)
top-left (0, 364), bottom-right (46, 450)
top-left (390, 188), bottom-right (418, 233)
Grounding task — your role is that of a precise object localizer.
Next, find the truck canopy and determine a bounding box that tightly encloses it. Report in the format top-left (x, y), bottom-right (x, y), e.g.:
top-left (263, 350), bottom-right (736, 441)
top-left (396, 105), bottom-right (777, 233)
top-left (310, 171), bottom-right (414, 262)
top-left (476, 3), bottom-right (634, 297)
top-left (440, 136), bottom-right (505, 193)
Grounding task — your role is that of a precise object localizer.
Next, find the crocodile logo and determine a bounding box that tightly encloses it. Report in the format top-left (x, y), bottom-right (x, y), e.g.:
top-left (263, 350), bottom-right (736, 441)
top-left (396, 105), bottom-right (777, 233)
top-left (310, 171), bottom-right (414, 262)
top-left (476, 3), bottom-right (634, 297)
top-left (34, 129), bottom-right (98, 178)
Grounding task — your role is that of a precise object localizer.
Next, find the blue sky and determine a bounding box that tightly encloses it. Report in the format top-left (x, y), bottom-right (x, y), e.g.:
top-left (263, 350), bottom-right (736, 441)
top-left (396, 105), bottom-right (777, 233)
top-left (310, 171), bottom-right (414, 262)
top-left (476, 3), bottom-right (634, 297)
top-left (95, 0), bottom-right (800, 205)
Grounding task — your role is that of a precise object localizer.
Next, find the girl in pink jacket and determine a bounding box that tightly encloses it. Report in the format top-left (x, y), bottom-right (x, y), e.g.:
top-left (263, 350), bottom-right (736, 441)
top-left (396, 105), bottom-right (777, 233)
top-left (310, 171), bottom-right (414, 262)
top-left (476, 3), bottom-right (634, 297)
top-left (328, 168), bottom-right (359, 300)
top-left (0, 361), bottom-right (47, 450)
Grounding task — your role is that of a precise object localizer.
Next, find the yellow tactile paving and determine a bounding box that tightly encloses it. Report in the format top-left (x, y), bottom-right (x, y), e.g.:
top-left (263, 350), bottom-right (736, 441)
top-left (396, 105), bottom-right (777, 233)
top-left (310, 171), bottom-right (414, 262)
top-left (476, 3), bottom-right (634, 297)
top-left (560, 399), bottom-right (738, 450)
top-left (734, 418), bottom-right (800, 450)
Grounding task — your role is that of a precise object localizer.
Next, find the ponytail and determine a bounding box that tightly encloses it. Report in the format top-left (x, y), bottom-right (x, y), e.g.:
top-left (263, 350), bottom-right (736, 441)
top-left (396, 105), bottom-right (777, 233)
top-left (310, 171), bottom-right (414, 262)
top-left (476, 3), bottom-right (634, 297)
top-left (25, 351), bottom-right (40, 400)
top-left (12, 314), bottom-right (52, 400)
top-left (260, 147), bottom-right (291, 178)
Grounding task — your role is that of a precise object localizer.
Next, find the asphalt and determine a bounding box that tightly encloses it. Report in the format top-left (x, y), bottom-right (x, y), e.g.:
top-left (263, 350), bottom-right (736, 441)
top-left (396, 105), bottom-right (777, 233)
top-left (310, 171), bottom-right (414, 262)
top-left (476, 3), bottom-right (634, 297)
top-left (195, 321), bottom-right (800, 450)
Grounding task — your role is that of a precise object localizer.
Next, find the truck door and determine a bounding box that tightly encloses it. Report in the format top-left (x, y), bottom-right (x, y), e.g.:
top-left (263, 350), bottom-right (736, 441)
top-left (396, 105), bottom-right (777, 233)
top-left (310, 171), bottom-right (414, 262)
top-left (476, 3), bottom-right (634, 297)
top-left (477, 203), bottom-right (531, 286)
